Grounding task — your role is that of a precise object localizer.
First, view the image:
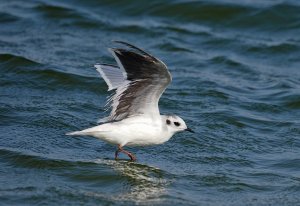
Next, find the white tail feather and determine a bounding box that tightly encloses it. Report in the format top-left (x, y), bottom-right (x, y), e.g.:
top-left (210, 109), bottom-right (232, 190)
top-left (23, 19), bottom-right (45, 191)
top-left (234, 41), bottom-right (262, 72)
top-left (66, 131), bottom-right (87, 136)
top-left (66, 125), bottom-right (105, 136)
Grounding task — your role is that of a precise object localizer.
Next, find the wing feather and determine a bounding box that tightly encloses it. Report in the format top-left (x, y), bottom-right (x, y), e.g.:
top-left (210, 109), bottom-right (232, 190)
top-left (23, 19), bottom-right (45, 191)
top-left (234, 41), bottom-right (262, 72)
top-left (94, 64), bottom-right (125, 91)
top-left (97, 42), bottom-right (172, 122)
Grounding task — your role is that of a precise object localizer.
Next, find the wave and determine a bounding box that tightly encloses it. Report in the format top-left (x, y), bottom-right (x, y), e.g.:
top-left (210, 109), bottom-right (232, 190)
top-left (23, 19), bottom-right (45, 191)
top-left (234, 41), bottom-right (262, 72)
top-left (247, 42), bottom-right (299, 54)
top-left (0, 53), bottom-right (106, 92)
top-left (0, 147), bottom-right (83, 169)
top-left (24, 0), bottom-right (300, 33)
top-left (0, 12), bottom-right (20, 23)
top-left (35, 4), bottom-right (85, 19)
top-left (149, 1), bottom-right (254, 24)
top-left (33, 3), bottom-right (104, 28)
top-left (0, 147), bottom-right (171, 204)
top-left (1, 0), bottom-right (300, 204)
top-left (0, 53), bottom-right (41, 68)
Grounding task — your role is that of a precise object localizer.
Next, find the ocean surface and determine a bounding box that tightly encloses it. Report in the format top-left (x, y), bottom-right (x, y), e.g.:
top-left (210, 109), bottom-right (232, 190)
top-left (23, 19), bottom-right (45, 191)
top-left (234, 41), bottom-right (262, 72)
top-left (1, 0), bottom-right (300, 205)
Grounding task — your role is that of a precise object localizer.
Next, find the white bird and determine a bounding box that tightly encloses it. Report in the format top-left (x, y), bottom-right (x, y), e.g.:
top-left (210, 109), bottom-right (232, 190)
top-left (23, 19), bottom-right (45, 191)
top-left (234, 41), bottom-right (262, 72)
top-left (67, 41), bottom-right (194, 161)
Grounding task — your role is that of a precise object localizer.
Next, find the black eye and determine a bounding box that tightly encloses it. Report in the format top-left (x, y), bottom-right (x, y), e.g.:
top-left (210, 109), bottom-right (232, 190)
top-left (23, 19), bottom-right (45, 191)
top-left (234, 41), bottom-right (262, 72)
top-left (174, 122), bottom-right (180, 127)
top-left (166, 119), bottom-right (171, 125)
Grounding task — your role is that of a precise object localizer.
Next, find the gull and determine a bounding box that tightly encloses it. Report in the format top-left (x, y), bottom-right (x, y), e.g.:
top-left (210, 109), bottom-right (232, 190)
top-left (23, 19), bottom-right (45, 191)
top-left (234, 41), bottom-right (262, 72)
top-left (67, 41), bottom-right (194, 161)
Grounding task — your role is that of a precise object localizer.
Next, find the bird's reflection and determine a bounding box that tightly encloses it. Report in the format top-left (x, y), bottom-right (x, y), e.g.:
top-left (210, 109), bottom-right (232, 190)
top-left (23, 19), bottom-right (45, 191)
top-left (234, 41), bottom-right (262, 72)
top-left (95, 159), bottom-right (170, 203)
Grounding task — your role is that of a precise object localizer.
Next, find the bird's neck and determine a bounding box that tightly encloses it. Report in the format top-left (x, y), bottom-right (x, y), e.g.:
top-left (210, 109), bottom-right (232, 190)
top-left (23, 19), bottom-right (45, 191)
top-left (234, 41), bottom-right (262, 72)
top-left (159, 115), bottom-right (175, 140)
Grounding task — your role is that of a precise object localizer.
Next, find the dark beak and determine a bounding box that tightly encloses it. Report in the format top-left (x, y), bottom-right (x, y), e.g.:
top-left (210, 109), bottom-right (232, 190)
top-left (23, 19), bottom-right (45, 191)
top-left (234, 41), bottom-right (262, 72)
top-left (185, 127), bottom-right (195, 133)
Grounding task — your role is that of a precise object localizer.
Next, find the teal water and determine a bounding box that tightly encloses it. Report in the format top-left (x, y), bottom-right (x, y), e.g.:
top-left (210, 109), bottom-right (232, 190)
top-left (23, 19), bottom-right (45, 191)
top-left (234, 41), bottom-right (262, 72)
top-left (1, 0), bottom-right (300, 205)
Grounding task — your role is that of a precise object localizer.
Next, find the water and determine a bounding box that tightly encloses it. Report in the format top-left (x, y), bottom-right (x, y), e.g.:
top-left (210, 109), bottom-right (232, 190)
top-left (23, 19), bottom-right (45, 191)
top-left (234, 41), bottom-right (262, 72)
top-left (1, 0), bottom-right (300, 205)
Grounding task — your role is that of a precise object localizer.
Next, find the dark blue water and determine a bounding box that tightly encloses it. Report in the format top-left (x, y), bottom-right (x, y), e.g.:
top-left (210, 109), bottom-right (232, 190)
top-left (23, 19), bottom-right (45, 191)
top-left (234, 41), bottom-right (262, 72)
top-left (1, 0), bottom-right (300, 205)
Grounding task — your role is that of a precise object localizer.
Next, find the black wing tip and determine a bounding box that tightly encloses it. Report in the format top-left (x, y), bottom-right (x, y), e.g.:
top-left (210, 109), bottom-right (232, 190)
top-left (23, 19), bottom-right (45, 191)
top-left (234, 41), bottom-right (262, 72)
top-left (111, 40), bottom-right (128, 45)
top-left (111, 40), bottom-right (154, 58)
top-left (95, 63), bottom-right (118, 67)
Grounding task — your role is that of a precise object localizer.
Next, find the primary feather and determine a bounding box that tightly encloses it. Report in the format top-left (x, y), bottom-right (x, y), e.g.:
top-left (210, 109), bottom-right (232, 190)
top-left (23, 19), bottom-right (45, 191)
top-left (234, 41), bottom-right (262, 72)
top-left (95, 64), bottom-right (125, 91)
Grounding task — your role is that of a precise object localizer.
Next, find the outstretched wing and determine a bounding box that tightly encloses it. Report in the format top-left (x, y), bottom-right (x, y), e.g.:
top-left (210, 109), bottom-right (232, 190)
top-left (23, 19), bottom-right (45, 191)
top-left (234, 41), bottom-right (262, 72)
top-left (95, 41), bottom-right (172, 122)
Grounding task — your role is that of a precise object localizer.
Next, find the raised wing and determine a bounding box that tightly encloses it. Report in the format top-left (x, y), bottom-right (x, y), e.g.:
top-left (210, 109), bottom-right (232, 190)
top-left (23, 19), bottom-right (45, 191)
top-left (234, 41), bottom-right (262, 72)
top-left (95, 41), bottom-right (172, 122)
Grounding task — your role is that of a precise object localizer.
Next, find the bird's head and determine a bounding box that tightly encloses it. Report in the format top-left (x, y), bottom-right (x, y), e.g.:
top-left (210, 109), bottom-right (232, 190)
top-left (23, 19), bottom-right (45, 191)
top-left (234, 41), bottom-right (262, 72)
top-left (164, 115), bottom-right (194, 134)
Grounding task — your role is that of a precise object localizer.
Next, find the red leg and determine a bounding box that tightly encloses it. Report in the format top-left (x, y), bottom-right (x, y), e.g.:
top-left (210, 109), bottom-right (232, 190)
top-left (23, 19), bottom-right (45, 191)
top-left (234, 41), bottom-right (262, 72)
top-left (115, 145), bottom-right (136, 161)
top-left (115, 148), bottom-right (121, 160)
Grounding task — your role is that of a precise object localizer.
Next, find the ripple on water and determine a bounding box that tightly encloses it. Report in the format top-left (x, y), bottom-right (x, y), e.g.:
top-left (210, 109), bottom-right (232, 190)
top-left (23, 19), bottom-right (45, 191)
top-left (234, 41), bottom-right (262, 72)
top-left (0, 12), bottom-right (20, 23)
top-left (1, 0), bottom-right (300, 205)
top-left (0, 147), bottom-right (172, 204)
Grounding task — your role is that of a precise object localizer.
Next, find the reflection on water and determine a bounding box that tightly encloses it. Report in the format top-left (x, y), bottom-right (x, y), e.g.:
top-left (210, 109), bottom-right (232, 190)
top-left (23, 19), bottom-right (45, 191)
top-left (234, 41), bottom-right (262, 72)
top-left (94, 159), bottom-right (170, 204)
top-left (0, 148), bottom-right (170, 204)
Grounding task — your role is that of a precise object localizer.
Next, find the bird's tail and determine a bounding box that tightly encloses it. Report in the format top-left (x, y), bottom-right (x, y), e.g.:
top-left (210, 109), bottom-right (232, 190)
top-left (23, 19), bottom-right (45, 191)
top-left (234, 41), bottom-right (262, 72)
top-left (66, 126), bottom-right (102, 136)
top-left (66, 130), bottom-right (93, 136)
top-left (66, 124), bottom-right (108, 137)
